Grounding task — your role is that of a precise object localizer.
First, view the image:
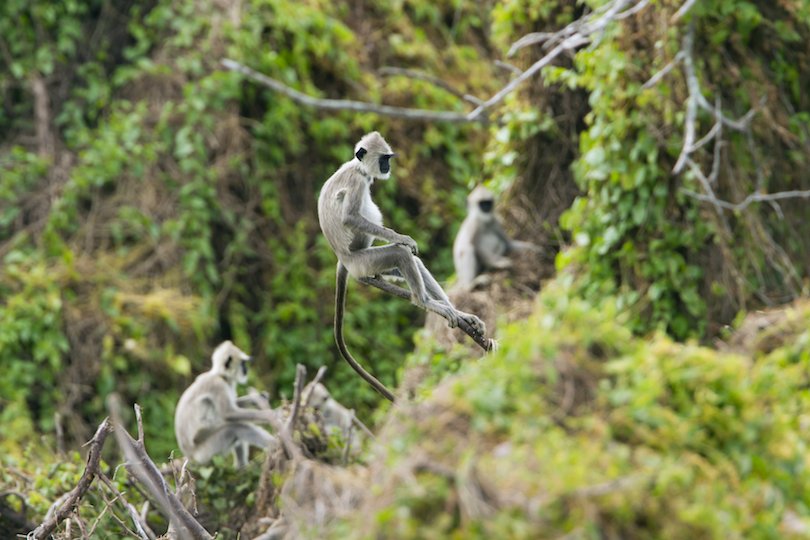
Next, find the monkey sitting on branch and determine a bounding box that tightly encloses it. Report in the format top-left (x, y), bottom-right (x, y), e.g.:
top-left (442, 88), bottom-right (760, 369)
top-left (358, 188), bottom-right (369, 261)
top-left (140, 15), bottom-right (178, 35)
top-left (317, 131), bottom-right (493, 402)
top-left (174, 341), bottom-right (279, 468)
top-left (453, 185), bottom-right (541, 290)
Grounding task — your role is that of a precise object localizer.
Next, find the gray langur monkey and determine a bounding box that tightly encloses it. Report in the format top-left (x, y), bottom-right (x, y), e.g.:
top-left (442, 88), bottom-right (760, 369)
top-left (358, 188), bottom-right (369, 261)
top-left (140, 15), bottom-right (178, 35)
top-left (174, 341), bottom-right (278, 468)
top-left (317, 131), bottom-right (486, 402)
top-left (453, 185), bottom-right (539, 289)
top-left (303, 382), bottom-right (357, 438)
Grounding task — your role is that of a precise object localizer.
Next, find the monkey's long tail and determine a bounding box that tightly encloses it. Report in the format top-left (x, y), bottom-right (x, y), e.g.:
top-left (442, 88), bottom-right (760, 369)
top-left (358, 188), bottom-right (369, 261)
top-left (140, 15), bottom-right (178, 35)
top-left (335, 263), bottom-right (396, 402)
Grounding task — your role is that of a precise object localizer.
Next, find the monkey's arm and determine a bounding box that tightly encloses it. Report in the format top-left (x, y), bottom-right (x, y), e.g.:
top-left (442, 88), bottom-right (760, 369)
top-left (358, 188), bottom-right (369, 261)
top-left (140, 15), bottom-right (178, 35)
top-left (509, 239), bottom-right (542, 252)
top-left (208, 384), bottom-right (279, 424)
top-left (223, 407), bottom-right (279, 424)
top-left (341, 184), bottom-right (417, 253)
top-left (236, 389), bottom-right (270, 409)
top-left (496, 221), bottom-right (541, 253)
top-left (475, 226), bottom-right (513, 270)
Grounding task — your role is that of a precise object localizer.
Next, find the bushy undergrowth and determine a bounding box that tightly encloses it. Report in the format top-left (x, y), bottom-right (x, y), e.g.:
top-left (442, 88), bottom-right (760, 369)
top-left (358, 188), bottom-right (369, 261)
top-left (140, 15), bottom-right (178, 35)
top-left (302, 277), bottom-right (810, 539)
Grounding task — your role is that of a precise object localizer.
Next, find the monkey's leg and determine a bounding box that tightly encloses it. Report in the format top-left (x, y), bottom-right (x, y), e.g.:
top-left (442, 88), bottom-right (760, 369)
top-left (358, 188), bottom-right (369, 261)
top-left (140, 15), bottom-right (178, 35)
top-left (413, 257), bottom-right (486, 335)
top-left (359, 275), bottom-right (494, 351)
top-left (196, 424), bottom-right (277, 467)
top-left (233, 442), bottom-right (249, 468)
top-left (347, 245), bottom-right (429, 307)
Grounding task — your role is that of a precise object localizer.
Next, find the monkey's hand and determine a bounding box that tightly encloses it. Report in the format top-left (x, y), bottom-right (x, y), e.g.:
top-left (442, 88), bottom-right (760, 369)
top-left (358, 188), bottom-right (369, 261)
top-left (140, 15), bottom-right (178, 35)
top-left (244, 388), bottom-right (271, 409)
top-left (393, 234), bottom-right (418, 255)
top-left (457, 310), bottom-right (486, 337)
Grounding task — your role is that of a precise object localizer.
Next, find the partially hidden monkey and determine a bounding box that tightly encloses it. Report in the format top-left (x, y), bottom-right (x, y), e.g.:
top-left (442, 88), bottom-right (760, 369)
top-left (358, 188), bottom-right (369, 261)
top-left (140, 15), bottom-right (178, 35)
top-left (174, 341), bottom-right (278, 467)
top-left (302, 382), bottom-right (358, 439)
top-left (453, 185), bottom-right (539, 289)
top-left (317, 131), bottom-right (486, 402)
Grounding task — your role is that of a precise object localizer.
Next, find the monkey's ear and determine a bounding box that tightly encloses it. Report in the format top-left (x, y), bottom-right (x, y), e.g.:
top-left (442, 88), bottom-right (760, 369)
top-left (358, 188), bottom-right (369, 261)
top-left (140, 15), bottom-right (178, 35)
top-left (355, 147), bottom-right (367, 161)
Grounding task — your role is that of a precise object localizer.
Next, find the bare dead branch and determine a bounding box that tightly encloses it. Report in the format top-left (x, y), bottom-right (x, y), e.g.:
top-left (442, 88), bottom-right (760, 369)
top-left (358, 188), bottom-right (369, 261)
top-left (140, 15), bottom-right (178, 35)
top-left (302, 366), bottom-right (328, 410)
top-left (616, 0), bottom-right (651, 19)
top-left (341, 420), bottom-right (355, 465)
top-left (507, 32), bottom-right (555, 54)
top-left (681, 187), bottom-right (810, 212)
top-left (378, 66), bottom-right (483, 106)
top-left (223, 1), bottom-right (648, 126)
top-left (351, 414), bottom-right (375, 440)
top-left (28, 419), bottom-right (112, 540)
top-left (286, 364), bottom-right (307, 436)
top-left (107, 396), bottom-right (213, 540)
top-left (97, 472), bottom-right (157, 540)
top-left (672, 0), bottom-right (699, 23)
top-left (221, 59), bottom-right (484, 124)
top-left (642, 52), bottom-right (684, 90)
top-left (494, 60), bottom-right (523, 76)
top-left (358, 275), bottom-right (495, 352)
top-left (479, 37), bottom-right (587, 120)
top-left (492, 0), bottom-right (645, 119)
top-left (668, 22), bottom-right (804, 221)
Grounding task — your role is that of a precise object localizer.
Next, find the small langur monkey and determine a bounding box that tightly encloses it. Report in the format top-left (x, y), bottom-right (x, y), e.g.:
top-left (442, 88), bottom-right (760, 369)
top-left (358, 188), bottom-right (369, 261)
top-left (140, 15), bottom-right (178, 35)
top-left (174, 341), bottom-right (278, 468)
top-left (317, 132), bottom-right (486, 401)
top-left (453, 185), bottom-right (539, 289)
top-left (302, 382), bottom-right (359, 439)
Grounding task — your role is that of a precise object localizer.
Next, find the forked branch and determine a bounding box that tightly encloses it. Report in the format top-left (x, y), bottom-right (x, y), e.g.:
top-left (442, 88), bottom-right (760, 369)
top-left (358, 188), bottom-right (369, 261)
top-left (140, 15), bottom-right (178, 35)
top-left (28, 420), bottom-right (112, 540)
top-left (107, 396), bottom-right (213, 540)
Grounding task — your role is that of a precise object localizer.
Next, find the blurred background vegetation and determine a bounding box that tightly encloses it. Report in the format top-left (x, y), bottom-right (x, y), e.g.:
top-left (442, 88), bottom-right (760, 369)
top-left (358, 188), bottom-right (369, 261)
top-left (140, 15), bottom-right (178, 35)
top-left (2, 0), bottom-right (810, 537)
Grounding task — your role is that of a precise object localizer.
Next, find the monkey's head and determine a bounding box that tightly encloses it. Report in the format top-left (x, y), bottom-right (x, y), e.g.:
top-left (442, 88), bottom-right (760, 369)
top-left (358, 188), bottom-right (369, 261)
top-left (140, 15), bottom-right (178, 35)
top-left (303, 382), bottom-right (331, 409)
top-left (210, 340), bottom-right (252, 385)
top-left (468, 185), bottom-right (496, 222)
top-left (355, 131), bottom-right (396, 180)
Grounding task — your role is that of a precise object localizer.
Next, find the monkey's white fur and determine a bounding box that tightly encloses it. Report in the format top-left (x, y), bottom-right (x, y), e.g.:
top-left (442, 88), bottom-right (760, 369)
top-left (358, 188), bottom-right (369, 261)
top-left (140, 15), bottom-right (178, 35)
top-left (317, 132), bottom-right (485, 400)
top-left (317, 131), bottom-right (484, 330)
top-left (174, 341), bottom-right (278, 467)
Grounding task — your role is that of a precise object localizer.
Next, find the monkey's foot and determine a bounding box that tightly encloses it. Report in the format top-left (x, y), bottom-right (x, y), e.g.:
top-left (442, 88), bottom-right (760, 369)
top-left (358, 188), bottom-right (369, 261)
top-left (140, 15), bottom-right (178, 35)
top-left (456, 310), bottom-right (486, 337)
top-left (424, 299), bottom-right (459, 327)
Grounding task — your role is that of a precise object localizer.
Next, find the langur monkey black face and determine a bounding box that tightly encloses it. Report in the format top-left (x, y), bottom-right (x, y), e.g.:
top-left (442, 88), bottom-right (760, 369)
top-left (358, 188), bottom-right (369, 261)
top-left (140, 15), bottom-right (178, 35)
top-left (468, 186), bottom-right (497, 222)
top-left (317, 131), bottom-right (487, 401)
top-left (211, 340), bottom-right (252, 385)
top-left (354, 133), bottom-right (396, 179)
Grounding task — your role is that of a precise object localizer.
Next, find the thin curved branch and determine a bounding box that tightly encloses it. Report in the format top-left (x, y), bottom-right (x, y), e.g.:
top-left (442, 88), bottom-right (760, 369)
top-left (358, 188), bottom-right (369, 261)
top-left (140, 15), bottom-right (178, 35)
top-left (222, 1), bottom-right (650, 125)
top-left (378, 66), bottom-right (483, 106)
top-left (221, 59), bottom-right (485, 124)
top-left (681, 187), bottom-right (810, 212)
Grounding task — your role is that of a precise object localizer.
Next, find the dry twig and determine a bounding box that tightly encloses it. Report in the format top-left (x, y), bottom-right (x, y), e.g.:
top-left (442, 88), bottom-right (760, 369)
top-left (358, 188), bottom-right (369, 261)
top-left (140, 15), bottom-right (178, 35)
top-left (28, 419), bottom-right (112, 540)
top-left (221, 1), bottom-right (650, 126)
top-left (107, 397), bottom-right (213, 540)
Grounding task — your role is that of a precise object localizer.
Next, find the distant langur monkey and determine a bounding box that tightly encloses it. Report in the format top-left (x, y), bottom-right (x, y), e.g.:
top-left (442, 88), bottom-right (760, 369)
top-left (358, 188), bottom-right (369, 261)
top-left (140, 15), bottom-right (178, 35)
top-left (303, 382), bottom-right (356, 438)
top-left (174, 341), bottom-right (278, 467)
top-left (317, 131), bottom-right (486, 401)
top-left (453, 185), bottom-right (539, 289)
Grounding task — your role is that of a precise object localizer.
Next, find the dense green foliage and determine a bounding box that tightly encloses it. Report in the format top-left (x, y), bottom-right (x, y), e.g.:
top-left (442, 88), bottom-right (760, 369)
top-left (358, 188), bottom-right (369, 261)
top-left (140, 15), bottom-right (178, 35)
top-left (305, 278), bottom-right (810, 538)
top-left (3, 0), bottom-right (810, 536)
top-left (0, 0), bottom-right (495, 458)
